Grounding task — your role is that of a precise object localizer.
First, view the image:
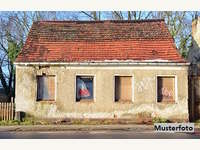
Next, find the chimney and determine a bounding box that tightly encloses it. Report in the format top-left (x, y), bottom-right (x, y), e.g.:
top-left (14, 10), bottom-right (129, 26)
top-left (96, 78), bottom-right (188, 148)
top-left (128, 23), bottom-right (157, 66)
top-left (192, 16), bottom-right (200, 49)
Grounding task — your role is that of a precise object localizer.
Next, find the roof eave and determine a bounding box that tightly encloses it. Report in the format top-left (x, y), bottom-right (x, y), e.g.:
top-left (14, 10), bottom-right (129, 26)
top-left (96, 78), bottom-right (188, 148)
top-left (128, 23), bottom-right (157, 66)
top-left (14, 61), bottom-right (190, 66)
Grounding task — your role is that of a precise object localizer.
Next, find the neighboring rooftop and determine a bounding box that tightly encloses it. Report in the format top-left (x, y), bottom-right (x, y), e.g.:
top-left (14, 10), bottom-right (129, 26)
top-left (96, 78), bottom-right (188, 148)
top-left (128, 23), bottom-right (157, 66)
top-left (16, 19), bottom-right (186, 63)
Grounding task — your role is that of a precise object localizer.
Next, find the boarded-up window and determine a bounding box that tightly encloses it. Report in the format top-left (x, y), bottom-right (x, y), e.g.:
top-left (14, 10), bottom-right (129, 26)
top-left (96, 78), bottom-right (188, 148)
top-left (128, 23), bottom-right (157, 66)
top-left (115, 76), bottom-right (132, 102)
top-left (37, 75), bottom-right (55, 101)
top-left (157, 76), bottom-right (175, 102)
top-left (76, 76), bottom-right (94, 101)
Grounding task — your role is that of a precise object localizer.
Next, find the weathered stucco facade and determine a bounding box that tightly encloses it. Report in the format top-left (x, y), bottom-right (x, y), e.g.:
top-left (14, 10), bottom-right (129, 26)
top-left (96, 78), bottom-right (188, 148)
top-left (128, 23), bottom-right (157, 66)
top-left (15, 64), bottom-right (189, 121)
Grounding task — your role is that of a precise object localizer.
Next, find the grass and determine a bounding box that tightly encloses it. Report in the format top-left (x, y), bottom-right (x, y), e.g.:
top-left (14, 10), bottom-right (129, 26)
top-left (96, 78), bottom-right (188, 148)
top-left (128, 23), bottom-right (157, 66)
top-left (0, 113), bottom-right (171, 126)
top-left (0, 120), bottom-right (21, 126)
top-left (194, 119), bottom-right (200, 127)
top-left (0, 119), bottom-right (36, 126)
top-left (0, 118), bottom-right (139, 126)
top-left (195, 119), bottom-right (200, 123)
top-left (0, 113), bottom-right (50, 126)
top-left (0, 119), bottom-right (50, 126)
top-left (0, 119), bottom-right (114, 126)
top-left (0, 117), bottom-right (171, 126)
top-left (63, 119), bottom-right (115, 125)
top-left (152, 117), bottom-right (170, 123)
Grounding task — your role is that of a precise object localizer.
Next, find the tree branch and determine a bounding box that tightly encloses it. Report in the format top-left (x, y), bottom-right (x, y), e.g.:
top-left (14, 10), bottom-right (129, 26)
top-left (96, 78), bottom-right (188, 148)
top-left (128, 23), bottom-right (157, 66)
top-left (80, 11), bottom-right (96, 20)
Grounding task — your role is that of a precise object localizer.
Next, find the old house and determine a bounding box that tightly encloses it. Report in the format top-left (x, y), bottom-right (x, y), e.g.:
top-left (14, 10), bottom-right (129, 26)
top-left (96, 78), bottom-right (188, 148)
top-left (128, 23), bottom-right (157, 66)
top-left (14, 19), bottom-right (190, 121)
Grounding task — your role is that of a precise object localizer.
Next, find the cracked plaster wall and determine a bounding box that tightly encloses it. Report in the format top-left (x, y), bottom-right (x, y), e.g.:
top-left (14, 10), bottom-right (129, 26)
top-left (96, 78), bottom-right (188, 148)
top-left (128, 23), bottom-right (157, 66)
top-left (15, 65), bottom-right (189, 121)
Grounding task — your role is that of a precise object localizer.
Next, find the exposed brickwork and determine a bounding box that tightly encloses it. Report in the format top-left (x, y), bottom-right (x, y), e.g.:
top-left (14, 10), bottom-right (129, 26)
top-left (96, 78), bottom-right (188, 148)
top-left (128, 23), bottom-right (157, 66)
top-left (16, 19), bottom-right (185, 62)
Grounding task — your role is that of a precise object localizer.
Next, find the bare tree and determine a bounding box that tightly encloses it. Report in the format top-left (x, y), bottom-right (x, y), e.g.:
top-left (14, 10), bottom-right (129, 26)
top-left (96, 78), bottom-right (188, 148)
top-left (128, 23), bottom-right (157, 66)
top-left (152, 11), bottom-right (196, 58)
top-left (0, 11), bottom-right (79, 101)
top-left (80, 11), bottom-right (101, 20)
top-left (111, 11), bottom-right (198, 58)
top-left (112, 11), bottom-right (153, 20)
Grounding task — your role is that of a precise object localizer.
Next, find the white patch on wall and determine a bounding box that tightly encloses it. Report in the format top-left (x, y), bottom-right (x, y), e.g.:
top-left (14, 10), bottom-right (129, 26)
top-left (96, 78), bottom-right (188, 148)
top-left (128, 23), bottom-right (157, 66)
top-left (135, 77), bottom-right (154, 93)
top-left (33, 99), bottom-right (188, 120)
top-left (16, 72), bottom-right (35, 112)
top-left (113, 100), bottom-right (188, 119)
top-left (47, 104), bottom-right (58, 117)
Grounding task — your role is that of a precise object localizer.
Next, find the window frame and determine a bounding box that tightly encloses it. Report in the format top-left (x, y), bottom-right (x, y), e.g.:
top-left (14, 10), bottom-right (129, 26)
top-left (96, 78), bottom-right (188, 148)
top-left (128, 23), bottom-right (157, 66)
top-left (156, 75), bottom-right (177, 103)
top-left (36, 75), bottom-right (57, 102)
top-left (113, 75), bottom-right (134, 103)
top-left (75, 74), bottom-right (96, 102)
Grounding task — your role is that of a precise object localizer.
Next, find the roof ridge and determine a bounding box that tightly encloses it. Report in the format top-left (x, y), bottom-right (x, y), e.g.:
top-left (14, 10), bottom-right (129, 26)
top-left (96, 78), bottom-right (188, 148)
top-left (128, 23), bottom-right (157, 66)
top-left (35, 19), bottom-right (165, 24)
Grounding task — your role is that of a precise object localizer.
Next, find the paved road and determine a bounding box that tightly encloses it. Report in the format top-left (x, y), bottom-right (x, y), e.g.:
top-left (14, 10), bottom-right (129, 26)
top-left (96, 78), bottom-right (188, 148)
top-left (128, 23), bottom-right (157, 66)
top-left (0, 130), bottom-right (200, 139)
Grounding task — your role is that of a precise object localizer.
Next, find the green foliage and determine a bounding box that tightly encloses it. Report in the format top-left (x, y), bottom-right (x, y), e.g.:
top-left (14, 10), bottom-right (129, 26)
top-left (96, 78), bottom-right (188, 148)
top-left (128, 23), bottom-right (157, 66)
top-left (135, 112), bottom-right (152, 118)
top-left (155, 11), bottom-right (192, 58)
top-left (0, 114), bottom-right (36, 126)
top-left (7, 38), bottom-right (23, 63)
top-left (195, 119), bottom-right (200, 123)
top-left (0, 119), bottom-right (35, 126)
top-left (0, 119), bottom-right (41, 126)
top-left (181, 49), bottom-right (188, 58)
top-left (20, 113), bottom-right (37, 125)
top-left (152, 117), bottom-right (170, 123)
top-left (0, 120), bottom-right (20, 126)
top-left (69, 119), bottom-right (113, 125)
top-left (195, 120), bottom-right (200, 128)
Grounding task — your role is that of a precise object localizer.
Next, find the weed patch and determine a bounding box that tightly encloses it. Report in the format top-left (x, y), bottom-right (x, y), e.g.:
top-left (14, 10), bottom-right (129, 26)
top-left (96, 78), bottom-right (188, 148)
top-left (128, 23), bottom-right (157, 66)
top-left (152, 117), bottom-right (170, 123)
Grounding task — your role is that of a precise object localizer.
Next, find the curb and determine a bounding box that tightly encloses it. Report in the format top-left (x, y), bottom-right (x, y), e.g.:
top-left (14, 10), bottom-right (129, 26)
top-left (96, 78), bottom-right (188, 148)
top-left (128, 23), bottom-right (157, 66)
top-left (0, 124), bottom-right (154, 132)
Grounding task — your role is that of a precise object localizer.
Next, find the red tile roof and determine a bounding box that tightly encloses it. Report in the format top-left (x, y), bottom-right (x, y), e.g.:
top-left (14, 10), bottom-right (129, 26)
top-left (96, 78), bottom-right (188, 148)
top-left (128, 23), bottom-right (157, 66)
top-left (16, 19), bottom-right (186, 63)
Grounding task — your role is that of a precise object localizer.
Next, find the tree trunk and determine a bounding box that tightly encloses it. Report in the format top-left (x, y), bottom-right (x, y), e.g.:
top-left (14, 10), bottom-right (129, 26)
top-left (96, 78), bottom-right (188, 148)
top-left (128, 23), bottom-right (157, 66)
top-left (0, 66), bottom-right (9, 99)
top-left (8, 63), bottom-right (13, 101)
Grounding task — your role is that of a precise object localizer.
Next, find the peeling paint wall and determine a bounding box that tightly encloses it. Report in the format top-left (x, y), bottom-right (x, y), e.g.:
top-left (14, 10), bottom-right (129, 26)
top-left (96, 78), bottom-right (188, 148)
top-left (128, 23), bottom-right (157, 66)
top-left (15, 65), bottom-right (189, 121)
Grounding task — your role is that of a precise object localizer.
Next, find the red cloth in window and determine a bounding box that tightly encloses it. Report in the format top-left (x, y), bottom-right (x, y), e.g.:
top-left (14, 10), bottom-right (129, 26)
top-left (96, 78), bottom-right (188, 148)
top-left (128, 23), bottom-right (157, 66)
top-left (79, 89), bottom-right (90, 97)
top-left (77, 78), bottom-right (90, 98)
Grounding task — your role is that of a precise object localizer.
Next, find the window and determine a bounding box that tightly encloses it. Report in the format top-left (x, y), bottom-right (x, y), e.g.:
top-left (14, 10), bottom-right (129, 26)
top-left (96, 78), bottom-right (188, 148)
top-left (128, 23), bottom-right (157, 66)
top-left (76, 76), bottom-right (94, 102)
top-left (157, 76), bottom-right (175, 102)
top-left (115, 76), bottom-right (132, 102)
top-left (37, 75), bottom-right (55, 101)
